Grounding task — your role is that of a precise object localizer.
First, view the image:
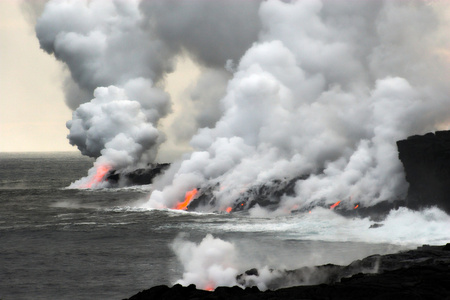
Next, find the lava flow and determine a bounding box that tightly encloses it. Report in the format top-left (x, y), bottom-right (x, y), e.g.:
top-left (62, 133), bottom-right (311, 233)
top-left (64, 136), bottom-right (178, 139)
top-left (204, 284), bottom-right (214, 291)
top-left (83, 165), bottom-right (111, 188)
top-left (174, 188), bottom-right (198, 210)
top-left (330, 200), bottom-right (341, 210)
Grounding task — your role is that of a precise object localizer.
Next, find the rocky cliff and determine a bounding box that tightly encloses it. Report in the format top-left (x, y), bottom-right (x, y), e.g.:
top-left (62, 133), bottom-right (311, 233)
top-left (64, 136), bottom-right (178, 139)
top-left (397, 130), bottom-right (450, 214)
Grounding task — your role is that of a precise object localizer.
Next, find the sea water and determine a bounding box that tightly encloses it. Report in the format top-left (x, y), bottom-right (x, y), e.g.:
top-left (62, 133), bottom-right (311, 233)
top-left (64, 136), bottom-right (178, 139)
top-left (1, 152), bottom-right (449, 300)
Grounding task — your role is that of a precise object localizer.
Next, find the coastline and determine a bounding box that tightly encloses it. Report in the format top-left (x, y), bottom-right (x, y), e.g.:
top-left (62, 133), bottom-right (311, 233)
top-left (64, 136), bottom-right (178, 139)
top-left (125, 243), bottom-right (450, 300)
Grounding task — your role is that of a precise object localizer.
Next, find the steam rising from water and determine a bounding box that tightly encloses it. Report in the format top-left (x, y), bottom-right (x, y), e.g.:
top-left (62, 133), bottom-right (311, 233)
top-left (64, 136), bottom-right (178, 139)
top-left (172, 234), bottom-right (238, 290)
top-left (147, 0), bottom-right (450, 211)
top-left (35, 0), bottom-right (260, 187)
top-left (173, 207), bottom-right (450, 290)
top-left (27, 0), bottom-right (450, 292)
top-left (34, 1), bottom-right (450, 203)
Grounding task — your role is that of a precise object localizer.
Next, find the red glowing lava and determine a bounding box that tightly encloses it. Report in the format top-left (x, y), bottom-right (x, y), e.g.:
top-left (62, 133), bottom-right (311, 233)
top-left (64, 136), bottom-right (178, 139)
top-left (330, 200), bottom-right (341, 209)
top-left (226, 207), bottom-right (232, 213)
top-left (83, 165), bottom-right (110, 188)
top-left (204, 285), bottom-right (214, 291)
top-left (175, 188), bottom-right (198, 210)
top-left (354, 204), bottom-right (359, 209)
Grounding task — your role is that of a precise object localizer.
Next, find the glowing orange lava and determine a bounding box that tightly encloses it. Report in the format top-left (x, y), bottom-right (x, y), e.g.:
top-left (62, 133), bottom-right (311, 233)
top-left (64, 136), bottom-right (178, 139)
top-left (330, 200), bottom-right (341, 209)
top-left (354, 204), bottom-right (359, 209)
top-left (175, 188), bottom-right (198, 210)
top-left (84, 165), bottom-right (110, 188)
top-left (204, 285), bottom-right (214, 291)
top-left (226, 207), bottom-right (232, 213)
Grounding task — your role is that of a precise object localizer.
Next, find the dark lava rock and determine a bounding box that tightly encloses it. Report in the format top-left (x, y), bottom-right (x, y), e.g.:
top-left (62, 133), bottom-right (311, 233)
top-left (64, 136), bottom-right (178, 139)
top-left (333, 199), bottom-right (406, 221)
top-left (186, 130), bottom-right (450, 218)
top-left (237, 243), bottom-right (450, 291)
top-left (188, 181), bottom-right (407, 221)
top-left (102, 131), bottom-right (450, 218)
top-left (124, 244), bottom-right (450, 300)
top-left (187, 176), bottom-right (306, 212)
top-left (369, 223), bottom-right (383, 229)
top-left (397, 130), bottom-right (450, 214)
top-left (106, 163), bottom-right (169, 186)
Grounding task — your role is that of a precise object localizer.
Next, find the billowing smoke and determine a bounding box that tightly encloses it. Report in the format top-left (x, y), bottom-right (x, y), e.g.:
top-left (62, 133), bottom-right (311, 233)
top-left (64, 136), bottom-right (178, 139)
top-left (172, 234), bottom-right (239, 290)
top-left (172, 234), bottom-right (286, 290)
top-left (33, 0), bottom-right (260, 187)
top-left (171, 234), bottom-right (347, 291)
top-left (147, 0), bottom-right (450, 211)
top-left (34, 1), bottom-right (450, 201)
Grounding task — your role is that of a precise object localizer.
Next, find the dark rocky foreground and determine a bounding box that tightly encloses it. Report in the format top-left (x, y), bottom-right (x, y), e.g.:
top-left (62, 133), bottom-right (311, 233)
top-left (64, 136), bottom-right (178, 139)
top-left (124, 244), bottom-right (450, 300)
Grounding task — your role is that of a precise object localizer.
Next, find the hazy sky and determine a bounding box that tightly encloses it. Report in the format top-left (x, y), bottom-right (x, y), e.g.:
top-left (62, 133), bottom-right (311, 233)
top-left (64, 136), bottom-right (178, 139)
top-left (0, 0), bottom-right (201, 154)
top-left (0, 0), bottom-right (73, 152)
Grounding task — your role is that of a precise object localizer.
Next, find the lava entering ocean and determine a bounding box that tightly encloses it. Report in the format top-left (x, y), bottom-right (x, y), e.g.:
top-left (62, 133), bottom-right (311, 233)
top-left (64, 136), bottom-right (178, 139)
top-left (81, 165), bottom-right (111, 189)
top-left (37, 0), bottom-right (450, 215)
top-left (330, 201), bottom-right (341, 210)
top-left (174, 188), bottom-right (198, 210)
top-left (29, 0), bottom-right (450, 296)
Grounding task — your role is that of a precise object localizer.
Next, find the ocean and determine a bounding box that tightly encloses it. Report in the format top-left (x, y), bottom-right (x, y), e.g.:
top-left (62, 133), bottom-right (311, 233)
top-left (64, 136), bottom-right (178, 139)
top-left (1, 152), bottom-right (449, 300)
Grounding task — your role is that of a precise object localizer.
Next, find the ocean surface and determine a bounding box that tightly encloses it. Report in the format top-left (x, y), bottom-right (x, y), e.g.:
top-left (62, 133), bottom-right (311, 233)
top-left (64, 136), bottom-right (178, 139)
top-left (1, 152), bottom-right (449, 300)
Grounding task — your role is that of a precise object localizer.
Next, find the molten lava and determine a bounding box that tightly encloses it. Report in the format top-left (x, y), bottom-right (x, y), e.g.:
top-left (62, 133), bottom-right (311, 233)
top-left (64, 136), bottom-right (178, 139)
top-left (330, 200), bottom-right (341, 209)
top-left (226, 207), bottom-right (232, 213)
top-left (175, 188), bottom-right (198, 210)
top-left (354, 204), bottom-right (359, 209)
top-left (84, 165), bottom-right (110, 188)
top-left (204, 285), bottom-right (214, 291)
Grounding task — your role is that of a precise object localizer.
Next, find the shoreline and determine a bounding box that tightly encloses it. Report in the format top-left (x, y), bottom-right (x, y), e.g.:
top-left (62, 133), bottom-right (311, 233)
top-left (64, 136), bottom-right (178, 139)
top-left (125, 243), bottom-right (450, 300)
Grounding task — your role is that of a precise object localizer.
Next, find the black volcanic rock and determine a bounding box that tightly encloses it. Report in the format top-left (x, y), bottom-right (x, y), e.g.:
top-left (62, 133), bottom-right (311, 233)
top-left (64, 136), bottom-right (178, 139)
top-left (124, 244), bottom-right (450, 300)
top-left (102, 131), bottom-right (450, 218)
top-left (237, 243), bottom-right (450, 291)
top-left (106, 163), bottom-right (169, 186)
top-left (187, 179), bottom-right (407, 220)
top-left (187, 175), bottom-right (309, 212)
top-left (397, 130), bottom-right (450, 213)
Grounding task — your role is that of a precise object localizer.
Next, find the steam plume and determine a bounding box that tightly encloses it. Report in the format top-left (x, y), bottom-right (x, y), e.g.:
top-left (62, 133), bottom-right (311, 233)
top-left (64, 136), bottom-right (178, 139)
top-left (172, 234), bottom-right (238, 290)
top-left (147, 0), bottom-right (450, 211)
top-left (34, 0), bottom-right (450, 200)
top-left (34, 0), bottom-right (260, 187)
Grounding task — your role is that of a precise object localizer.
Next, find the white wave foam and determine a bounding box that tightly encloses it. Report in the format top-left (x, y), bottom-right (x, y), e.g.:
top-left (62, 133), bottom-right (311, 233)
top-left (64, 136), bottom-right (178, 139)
top-left (218, 207), bottom-right (450, 246)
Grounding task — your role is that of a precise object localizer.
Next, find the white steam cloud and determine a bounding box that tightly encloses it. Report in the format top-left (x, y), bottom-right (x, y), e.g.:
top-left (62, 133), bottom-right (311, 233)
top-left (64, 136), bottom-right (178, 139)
top-left (172, 207), bottom-right (450, 290)
top-left (172, 234), bottom-right (238, 290)
top-left (34, 0), bottom-right (260, 187)
top-left (30, 1), bottom-right (450, 292)
top-left (147, 0), bottom-right (450, 211)
top-left (33, 1), bottom-right (450, 200)
top-left (172, 234), bottom-right (283, 290)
